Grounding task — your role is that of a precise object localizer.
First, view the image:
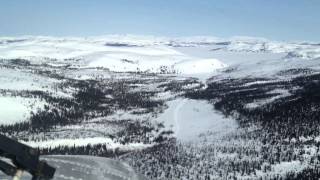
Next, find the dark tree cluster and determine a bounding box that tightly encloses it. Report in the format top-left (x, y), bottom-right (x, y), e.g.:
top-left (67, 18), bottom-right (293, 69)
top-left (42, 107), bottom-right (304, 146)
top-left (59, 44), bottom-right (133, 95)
top-left (40, 143), bottom-right (129, 157)
top-left (123, 134), bottom-right (320, 180)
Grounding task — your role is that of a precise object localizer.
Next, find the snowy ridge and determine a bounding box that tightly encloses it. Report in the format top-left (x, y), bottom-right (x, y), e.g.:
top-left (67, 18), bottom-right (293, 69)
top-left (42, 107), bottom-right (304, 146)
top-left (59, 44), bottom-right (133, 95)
top-left (1, 35), bottom-right (320, 75)
top-left (0, 35), bottom-right (227, 74)
top-left (226, 38), bottom-right (320, 59)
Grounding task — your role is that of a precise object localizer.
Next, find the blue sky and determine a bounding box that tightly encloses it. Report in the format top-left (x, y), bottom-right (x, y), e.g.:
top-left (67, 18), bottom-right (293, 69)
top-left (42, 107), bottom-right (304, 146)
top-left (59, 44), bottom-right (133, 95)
top-left (0, 0), bottom-right (319, 41)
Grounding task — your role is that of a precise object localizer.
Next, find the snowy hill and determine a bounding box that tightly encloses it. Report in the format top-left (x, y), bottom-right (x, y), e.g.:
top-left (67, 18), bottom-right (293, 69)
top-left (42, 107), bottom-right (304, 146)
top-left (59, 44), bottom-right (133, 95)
top-left (1, 35), bottom-right (319, 75)
top-left (0, 35), bottom-right (227, 75)
top-left (225, 36), bottom-right (320, 59)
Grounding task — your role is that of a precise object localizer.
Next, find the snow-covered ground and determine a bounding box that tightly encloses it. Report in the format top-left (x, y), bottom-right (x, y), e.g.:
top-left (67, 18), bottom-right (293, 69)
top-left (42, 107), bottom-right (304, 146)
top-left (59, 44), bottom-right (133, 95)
top-left (0, 96), bottom-right (46, 125)
top-left (0, 68), bottom-right (62, 92)
top-left (156, 98), bottom-right (238, 141)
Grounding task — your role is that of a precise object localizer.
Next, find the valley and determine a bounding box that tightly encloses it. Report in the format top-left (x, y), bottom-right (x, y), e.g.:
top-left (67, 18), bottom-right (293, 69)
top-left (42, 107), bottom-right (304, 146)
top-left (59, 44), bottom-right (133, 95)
top-left (1, 36), bottom-right (320, 179)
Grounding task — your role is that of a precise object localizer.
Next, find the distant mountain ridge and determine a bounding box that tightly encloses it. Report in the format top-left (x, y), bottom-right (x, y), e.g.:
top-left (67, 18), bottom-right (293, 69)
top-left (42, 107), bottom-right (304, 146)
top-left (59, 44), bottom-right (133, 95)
top-left (1, 35), bottom-right (319, 60)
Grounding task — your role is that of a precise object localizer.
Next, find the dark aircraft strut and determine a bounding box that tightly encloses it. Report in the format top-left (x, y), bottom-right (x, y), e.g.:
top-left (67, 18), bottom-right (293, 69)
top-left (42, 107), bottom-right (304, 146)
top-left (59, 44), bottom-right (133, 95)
top-left (0, 134), bottom-right (56, 180)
